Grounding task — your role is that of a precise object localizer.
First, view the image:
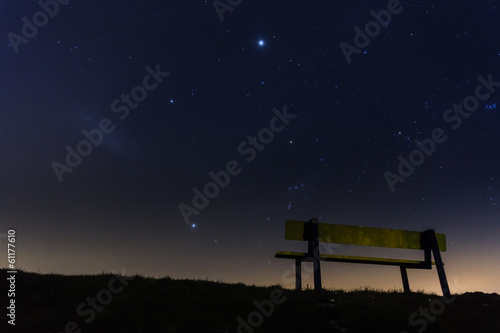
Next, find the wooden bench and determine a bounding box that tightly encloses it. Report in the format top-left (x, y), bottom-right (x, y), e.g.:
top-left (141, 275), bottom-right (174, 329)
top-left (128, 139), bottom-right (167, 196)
top-left (275, 218), bottom-right (451, 297)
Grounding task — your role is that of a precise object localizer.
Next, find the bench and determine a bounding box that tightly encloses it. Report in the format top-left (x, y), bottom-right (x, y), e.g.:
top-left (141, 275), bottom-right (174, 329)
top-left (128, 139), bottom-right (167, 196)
top-left (275, 218), bottom-right (451, 297)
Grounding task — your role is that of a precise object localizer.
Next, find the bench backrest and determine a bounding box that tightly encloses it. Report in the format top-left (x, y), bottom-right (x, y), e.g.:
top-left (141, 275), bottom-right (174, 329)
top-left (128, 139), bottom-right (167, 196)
top-left (284, 220), bottom-right (446, 251)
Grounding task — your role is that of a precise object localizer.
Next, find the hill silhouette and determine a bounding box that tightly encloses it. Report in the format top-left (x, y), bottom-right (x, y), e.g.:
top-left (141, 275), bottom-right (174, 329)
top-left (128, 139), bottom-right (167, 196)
top-left (1, 269), bottom-right (499, 333)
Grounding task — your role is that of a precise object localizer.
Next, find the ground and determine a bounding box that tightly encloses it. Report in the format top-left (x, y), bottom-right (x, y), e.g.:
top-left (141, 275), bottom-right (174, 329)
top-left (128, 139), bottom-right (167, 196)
top-left (1, 269), bottom-right (499, 333)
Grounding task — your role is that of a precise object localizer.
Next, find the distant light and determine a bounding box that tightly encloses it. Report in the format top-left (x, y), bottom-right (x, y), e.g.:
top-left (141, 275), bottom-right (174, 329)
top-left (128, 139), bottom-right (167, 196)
top-left (258, 40), bottom-right (265, 46)
top-left (191, 223), bottom-right (196, 228)
top-left (170, 99), bottom-right (174, 103)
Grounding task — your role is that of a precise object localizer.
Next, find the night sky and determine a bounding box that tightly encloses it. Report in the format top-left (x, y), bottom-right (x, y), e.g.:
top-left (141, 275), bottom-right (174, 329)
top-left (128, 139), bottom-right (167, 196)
top-left (1, 0), bottom-right (499, 294)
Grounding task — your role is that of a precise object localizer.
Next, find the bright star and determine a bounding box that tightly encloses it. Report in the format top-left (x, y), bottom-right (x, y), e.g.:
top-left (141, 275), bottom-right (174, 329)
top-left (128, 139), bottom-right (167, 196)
top-left (191, 223), bottom-right (196, 228)
top-left (258, 40), bottom-right (264, 46)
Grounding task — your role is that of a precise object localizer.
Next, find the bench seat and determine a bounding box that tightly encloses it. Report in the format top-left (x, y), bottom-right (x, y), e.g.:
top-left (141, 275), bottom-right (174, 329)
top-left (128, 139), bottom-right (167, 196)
top-left (275, 251), bottom-right (437, 267)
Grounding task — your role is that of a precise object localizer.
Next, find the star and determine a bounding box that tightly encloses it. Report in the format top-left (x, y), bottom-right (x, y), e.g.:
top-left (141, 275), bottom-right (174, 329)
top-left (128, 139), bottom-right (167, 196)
top-left (258, 40), bottom-right (265, 47)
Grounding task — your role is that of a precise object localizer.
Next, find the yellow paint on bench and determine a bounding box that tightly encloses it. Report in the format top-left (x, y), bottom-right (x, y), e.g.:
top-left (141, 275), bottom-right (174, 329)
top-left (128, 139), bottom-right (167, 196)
top-left (284, 220), bottom-right (446, 251)
top-left (275, 251), bottom-right (438, 265)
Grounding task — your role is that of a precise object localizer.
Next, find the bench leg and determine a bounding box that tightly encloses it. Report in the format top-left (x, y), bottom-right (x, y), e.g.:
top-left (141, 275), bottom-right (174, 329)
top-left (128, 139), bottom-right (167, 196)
top-left (307, 218), bottom-right (322, 291)
top-left (400, 266), bottom-right (410, 293)
top-left (427, 230), bottom-right (451, 298)
top-left (295, 259), bottom-right (301, 291)
top-left (313, 258), bottom-right (322, 291)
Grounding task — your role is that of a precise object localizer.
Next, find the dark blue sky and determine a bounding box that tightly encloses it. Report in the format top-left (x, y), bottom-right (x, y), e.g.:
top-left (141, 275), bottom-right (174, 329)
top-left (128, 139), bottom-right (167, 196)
top-left (1, 0), bottom-right (499, 293)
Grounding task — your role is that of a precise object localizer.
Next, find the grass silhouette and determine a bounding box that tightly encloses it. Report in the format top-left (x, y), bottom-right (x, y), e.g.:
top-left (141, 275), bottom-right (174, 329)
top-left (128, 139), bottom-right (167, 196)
top-left (1, 269), bottom-right (499, 333)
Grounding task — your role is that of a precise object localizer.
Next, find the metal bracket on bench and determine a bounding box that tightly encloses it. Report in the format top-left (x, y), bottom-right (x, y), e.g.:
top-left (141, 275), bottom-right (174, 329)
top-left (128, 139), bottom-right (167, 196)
top-left (399, 230), bottom-right (450, 297)
top-left (295, 259), bottom-right (301, 290)
top-left (400, 266), bottom-right (410, 293)
top-left (302, 218), bottom-right (322, 291)
top-left (423, 229), bottom-right (451, 298)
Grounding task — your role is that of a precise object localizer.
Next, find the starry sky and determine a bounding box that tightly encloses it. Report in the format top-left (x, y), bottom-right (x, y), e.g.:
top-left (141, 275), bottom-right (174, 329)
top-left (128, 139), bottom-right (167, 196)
top-left (1, 0), bottom-right (499, 294)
